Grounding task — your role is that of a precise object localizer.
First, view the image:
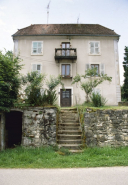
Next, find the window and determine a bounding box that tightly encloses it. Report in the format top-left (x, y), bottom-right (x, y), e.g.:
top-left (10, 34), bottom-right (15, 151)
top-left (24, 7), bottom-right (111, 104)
top-left (61, 64), bottom-right (70, 77)
top-left (91, 64), bottom-right (99, 75)
top-left (32, 64), bottom-right (41, 74)
top-left (86, 63), bottom-right (105, 75)
top-left (32, 41), bottom-right (43, 55)
top-left (62, 42), bottom-right (70, 56)
top-left (89, 41), bottom-right (100, 55)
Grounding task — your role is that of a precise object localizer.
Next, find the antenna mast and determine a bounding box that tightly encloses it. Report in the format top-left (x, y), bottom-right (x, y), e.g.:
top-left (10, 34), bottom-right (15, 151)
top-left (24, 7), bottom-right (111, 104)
top-left (77, 14), bottom-right (80, 24)
top-left (47, 0), bottom-right (51, 25)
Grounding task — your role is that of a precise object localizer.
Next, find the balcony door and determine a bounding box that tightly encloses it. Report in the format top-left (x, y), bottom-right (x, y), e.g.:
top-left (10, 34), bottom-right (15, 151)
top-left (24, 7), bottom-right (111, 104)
top-left (60, 89), bottom-right (71, 107)
top-left (62, 42), bottom-right (70, 56)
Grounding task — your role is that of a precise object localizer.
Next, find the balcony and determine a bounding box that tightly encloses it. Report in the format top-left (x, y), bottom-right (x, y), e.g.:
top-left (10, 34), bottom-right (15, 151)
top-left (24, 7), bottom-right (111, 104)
top-left (55, 48), bottom-right (77, 61)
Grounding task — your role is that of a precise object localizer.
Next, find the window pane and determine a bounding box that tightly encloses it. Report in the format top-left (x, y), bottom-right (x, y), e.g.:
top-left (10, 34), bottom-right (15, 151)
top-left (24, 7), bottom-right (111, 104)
top-left (91, 64), bottom-right (94, 68)
top-left (62, 65), bottom-right (65, 75)
top-left (66, 43), bottom-right (70, 48)
top-left (62, 43), bottom-right (66, 48)
top-left (38, 42), bottom-right (42, 47)
top-left (95, 48), bottom-right (99, 54)
top-left (33, 42), bottom-right (37, 47)
top-left (33, 48), bottom-right (37, 53)
top-left (90, 42), bottom-right (94, 47)
top-left (66, 65), bottom-right (70, 76)
top-left (65, 91), bottom-right (69, 98)
top-left (95, 65), bottom-right (99, 74)
top-left (95, 42), bottom-right (99, 47)
top-left (37, 65), bottom-right (41, 70)
top-left (38, 48), bottom-right (42, 53)
top-left (62, 91), bottom-right (65, 98)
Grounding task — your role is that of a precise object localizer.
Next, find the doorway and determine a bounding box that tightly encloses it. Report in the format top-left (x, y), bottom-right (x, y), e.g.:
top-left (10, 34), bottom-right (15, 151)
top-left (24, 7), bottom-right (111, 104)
top-left (5, 111), bottom-right (22, 148)
top-left (60, 89), bottom-right (71, 107)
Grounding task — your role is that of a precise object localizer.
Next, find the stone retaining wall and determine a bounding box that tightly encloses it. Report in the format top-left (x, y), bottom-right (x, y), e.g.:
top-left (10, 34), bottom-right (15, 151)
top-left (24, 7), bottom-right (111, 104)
top-left (84, 109), bottom-right (128, 147)
top-left (22, 107), bottom-right (57, 147)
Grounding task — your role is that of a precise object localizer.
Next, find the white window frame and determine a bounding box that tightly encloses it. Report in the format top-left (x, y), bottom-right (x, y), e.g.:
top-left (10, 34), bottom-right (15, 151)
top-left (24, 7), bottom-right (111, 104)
top-left (60, 63), bottom-right (72, 77)
top-left (89, 41), bottom-right (100, 55)
top-left (31, 64), bottom-right (42, 74)
top-left (31, 41), bottom-right (43, 55)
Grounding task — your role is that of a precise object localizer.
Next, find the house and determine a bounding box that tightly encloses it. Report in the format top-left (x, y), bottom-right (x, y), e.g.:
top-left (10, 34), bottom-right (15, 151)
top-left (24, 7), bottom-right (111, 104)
top-left (12, 24), bottom-right (121, 106)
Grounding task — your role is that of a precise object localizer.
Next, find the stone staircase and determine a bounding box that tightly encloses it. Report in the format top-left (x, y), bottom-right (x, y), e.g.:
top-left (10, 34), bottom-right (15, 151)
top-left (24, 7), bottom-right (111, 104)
top-left (57, 108), bottom-right (83, 153)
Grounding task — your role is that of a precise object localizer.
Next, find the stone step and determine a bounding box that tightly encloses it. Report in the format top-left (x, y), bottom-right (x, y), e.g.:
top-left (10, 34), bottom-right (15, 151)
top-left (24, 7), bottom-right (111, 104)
top-left (60, 109), bottom-right (77, 113)
top-left (58, 134), bottom-right (82, 140)
top-left (58, 139), bottom-right (82, 144)
top-left (58, 126), bottom-right (80, 130)
top-left (58, 144), bottom-right (82, 150)
top-left (58, 123), bottom-right (80, 126)
top-left (60, 119), bottom-right (78, 123)
top-left (58, 130), bottom-right (82, 135)
top-left (61, 115), bottom-right (78, 119)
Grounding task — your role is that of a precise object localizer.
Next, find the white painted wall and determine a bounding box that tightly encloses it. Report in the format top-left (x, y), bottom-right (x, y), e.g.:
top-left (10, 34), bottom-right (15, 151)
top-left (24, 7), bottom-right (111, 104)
top-left (13, 35), bottom-right (120, 106)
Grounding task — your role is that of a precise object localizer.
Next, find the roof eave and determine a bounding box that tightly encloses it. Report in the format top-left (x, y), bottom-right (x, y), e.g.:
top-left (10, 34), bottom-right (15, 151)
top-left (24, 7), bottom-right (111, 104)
top-left (12, 34), bottom-right (120, 37)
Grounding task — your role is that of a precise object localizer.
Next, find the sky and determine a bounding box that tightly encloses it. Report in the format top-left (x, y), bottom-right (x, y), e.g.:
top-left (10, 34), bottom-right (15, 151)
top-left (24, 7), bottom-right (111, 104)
top-left (0, 0), bottom-right (128, 84)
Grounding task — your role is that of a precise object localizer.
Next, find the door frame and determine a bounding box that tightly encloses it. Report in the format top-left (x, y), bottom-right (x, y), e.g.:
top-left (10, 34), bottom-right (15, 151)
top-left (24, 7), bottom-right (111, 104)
top-left (58, 87), bottom-right (73, 107)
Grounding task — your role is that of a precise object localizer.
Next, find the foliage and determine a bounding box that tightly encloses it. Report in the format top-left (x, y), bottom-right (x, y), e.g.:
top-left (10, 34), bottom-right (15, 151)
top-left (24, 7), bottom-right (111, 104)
top-left (91, 92), bottom-right (107, 107)
top-left (21, 71), bottom-right (46, 105)
top-left (45, 75), bottom-right (64, 105)
top-left (46, 75), bottom-right (64, 91)
top-left (122, 46), bottom-right (128, 101)
top-left (0, 146), bottom-right (128, 168)
top-left (72, 68), bottom-right (112, 102)
top-left (0, 51), bottom-right (22, 112)
top-left (41, 90), bottom-right (57, 105)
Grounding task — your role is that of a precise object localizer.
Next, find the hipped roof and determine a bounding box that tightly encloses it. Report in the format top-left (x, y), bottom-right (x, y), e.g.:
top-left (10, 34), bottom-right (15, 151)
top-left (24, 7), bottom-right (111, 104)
top-left (12, 24), bottom-right (119, 37)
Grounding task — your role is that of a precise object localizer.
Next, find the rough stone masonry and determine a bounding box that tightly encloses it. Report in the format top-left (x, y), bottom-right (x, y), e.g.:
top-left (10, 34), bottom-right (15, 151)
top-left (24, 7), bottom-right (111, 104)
top-left (84, 109), bottom-right (128, 147)
top-left (22, 107), bottom-right (57, 147)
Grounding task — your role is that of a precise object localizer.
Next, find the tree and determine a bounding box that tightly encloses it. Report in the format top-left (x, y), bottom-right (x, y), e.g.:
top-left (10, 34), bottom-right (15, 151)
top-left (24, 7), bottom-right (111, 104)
top-left (122, 46), bottom-right (128, 101)
top-left (45, 75), bottom-right (64, 105)
top-left (0, 51), bottom-right (22, 112)
top-left (72, 67), bottom-right (112, 102)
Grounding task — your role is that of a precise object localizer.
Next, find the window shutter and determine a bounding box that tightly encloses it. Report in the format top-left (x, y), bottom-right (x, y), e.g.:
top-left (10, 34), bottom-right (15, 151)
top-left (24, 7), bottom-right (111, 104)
top-left (32, 64), bottom-right (37, 72)
top-left (90, 42), bottom-right (94, 54)
top-left (14, 40), bottom-right (18, 56)
top-left (85, 64), bottom-right (90, 71)
top-left (100, 64), bottom-right (105, 75)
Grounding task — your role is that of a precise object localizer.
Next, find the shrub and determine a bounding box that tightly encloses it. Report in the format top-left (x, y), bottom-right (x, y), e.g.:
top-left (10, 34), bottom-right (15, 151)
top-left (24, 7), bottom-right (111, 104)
top-left (91, 92), bottom-right (107, 107)
top-left (21, 72), bottom-right (46, 106)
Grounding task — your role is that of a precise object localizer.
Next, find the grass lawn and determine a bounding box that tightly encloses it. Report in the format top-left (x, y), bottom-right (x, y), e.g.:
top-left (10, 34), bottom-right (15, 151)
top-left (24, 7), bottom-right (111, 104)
top-left (0, 146), bottom-right (128, 168)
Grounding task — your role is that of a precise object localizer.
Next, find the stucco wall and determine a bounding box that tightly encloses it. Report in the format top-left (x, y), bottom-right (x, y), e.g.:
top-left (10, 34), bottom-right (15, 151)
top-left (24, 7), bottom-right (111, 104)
top-left (84, 109), bottom-right (128, 147)
top-left (14, 35), bottom-right (120, 105)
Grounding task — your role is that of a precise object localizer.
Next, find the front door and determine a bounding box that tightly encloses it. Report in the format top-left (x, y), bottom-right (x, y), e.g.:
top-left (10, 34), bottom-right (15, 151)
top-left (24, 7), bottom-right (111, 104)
top-left (60, 89), bottom-right (71, 107)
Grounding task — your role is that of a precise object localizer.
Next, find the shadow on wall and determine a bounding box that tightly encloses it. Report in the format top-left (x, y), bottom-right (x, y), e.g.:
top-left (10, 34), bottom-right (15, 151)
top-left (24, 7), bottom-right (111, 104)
top-left (5, 111), bottom-right (22, 148)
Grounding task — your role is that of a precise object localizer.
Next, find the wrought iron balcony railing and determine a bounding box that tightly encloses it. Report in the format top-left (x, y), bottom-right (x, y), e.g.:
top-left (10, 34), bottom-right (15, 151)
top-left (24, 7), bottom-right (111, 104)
top-left (55, 48), bottom-right (77, 60)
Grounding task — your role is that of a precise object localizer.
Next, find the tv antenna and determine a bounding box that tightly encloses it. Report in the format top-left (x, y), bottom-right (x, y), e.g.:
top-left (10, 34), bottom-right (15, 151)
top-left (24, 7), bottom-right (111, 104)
top-left (77, 14), bottom-right (80, 24)
top-left (47, 0), bottom-right (51, 25)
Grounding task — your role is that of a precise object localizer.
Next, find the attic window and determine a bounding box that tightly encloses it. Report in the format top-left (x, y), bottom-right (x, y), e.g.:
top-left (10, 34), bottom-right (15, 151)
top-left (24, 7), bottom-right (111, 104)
top-left (32, 41), bottom-right (43, 55)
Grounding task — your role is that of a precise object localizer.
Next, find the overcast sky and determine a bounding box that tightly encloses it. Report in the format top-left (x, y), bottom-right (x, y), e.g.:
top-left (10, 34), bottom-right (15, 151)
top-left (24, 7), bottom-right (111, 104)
top-left (0, 0), bottom-right (128, 84)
